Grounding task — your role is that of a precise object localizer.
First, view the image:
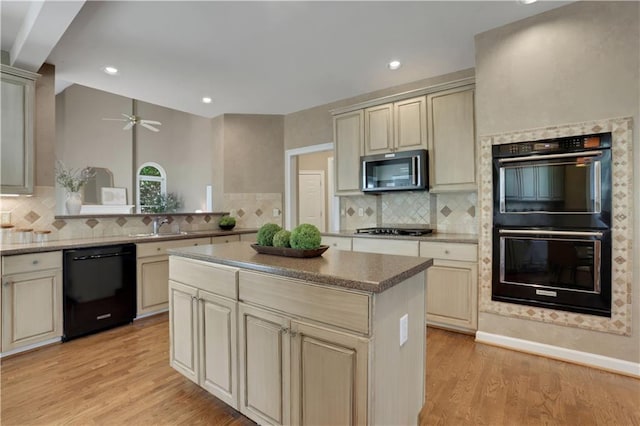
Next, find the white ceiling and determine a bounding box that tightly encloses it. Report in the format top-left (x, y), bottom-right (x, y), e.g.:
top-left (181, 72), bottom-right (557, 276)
top-left (2, 1), bottom-right (572, 118)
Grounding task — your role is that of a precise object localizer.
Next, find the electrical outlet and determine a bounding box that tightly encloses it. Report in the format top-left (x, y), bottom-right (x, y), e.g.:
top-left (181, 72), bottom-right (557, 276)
top-left (399, 314), bottom-right (408, 347)
top-left (358, 208), bottom-right (364, 217)
top-left (272, 208), bottom-right (280, 217)
top-left (1, 211), bottom-right (10, 224)
top-left (340, 208), bottom-right (346, 216)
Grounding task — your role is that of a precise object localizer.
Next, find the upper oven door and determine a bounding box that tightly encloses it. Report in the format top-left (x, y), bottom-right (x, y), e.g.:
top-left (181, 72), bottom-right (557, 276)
top-left (493, 149), bottom-right (611, 228)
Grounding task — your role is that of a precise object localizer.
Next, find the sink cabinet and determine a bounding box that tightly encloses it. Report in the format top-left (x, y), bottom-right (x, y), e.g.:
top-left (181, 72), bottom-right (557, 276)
top-left (1, 251), bottom-right (62, 352)
top-left (136, 237), bottom-right (210, 316)
top-left (1, 65), bottom-right (39, 195)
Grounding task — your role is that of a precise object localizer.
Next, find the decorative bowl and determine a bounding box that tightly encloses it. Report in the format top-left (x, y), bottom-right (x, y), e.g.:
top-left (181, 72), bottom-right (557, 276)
top-left (250, 244), bottom-right (328, 258)
top-left (219, 224), bottom-right (236, 230)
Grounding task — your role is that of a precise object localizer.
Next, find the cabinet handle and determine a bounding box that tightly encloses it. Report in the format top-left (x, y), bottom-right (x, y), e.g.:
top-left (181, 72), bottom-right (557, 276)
top-left (32, 260), bottom-right (39, 265)
top-left (281, 327), bottom-right (289, 335)
top-left (290, 330), bottom-right (298, 338)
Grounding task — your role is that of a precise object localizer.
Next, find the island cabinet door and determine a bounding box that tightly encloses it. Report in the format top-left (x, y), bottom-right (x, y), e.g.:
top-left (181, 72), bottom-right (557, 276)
top-left (290, 321), bottom-right (369, 426)
top-left (238, 304), bottom-right (291, 426)
top-left (169, 280), bottom-right (198, 384)
top-left (198, 290), bottom-right (238, 409)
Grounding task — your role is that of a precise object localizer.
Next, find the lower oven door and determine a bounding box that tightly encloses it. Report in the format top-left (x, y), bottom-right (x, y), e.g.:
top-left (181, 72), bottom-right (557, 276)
top-left (492, 228), bottom-right (611, 317)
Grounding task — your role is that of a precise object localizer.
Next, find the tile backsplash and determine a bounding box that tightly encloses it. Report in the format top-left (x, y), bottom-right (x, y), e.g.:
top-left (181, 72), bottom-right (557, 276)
top-left (223, 193), bottom-right (283, 229)
top-left (340, 191), bottom-right (477, 233)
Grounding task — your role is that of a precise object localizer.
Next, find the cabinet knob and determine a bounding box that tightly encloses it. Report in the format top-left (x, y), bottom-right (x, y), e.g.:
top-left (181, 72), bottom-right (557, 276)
top-left (3, 280), bottom-right (11, 287)
top-left (157, 247), bottom-right (161, 251)
top-left (444, 250), bottom-right (450, 255)
top-left (32, 259), bottom-right (39, 265)
top-left (290, 330), bottom-right (298, 338)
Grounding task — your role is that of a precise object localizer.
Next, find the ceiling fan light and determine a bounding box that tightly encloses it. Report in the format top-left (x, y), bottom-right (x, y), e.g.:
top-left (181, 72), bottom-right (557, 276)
top-left (103, 66), bottom-right (119, 75)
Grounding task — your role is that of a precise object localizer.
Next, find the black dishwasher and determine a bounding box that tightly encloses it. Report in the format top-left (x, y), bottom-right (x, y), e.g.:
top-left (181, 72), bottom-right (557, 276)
top-left (63, 244), bottom-right (136, 341)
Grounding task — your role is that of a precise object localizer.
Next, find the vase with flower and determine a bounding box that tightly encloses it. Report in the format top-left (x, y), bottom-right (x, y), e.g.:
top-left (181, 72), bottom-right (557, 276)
top-left (55, 162), bottom-right (95, 215)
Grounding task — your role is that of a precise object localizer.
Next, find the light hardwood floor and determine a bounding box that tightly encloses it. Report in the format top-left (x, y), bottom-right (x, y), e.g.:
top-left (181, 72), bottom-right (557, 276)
top-left (2, 314), bottom-right (638, 425)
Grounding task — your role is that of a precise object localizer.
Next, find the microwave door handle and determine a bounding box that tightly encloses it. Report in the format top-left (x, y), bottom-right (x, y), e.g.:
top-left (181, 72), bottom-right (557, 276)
top-left (498, 150), bottom-right (603, 163)
top-left (498, 229), bottom-right (603, 238)
top-left (413, 156), bottom-right (419, 186)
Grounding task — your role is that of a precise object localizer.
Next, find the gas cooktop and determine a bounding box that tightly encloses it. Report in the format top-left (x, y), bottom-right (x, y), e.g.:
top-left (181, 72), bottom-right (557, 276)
top-left (355, 226), bottom-right (433, 236)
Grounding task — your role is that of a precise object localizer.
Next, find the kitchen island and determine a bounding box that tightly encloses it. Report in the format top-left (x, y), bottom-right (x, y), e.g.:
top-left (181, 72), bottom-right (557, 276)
top-left (168, 242), bottom-right (432, 426)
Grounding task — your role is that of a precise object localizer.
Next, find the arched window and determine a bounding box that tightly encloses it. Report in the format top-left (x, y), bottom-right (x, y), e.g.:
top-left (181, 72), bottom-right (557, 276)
top-left (137, 162), bottom-right (166, 213)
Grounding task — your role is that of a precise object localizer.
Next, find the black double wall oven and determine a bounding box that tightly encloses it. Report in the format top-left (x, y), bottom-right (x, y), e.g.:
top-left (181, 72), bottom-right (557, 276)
top-left (492, 133), bottom-right (612, 317)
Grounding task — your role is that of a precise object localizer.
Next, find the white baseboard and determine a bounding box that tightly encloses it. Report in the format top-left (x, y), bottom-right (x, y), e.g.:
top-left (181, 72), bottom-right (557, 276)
top-left (476, 331), bottom-right (640, 378)
top-left (135, 308), bottom-right (169, 320)
top-left (0, 337), bottom-right (61, 358)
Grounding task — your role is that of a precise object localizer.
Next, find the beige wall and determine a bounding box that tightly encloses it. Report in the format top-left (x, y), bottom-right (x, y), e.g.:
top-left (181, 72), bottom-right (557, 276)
top-left (475, 1), bottom-right (640, 363)
top-left (284, 68), bottom-right (474, 150)
top-left (222, 114), bottom-right (284, 194)
top-left (35, 64), bottom-right (55, 186)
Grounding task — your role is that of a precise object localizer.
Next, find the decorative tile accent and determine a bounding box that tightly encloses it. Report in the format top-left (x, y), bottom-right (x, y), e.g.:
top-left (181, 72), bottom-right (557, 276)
top-left (85, 219), bottom-right (99, 229)
top-left (365, 207), bottom-right (374, 217)
top-left (204, 215), bottom-right (211, 223)
top-left (142, 216), bottom-right (152, 225)
top-left (223, 193), bottom-right (282, 228)
top-left (116, 217), bottom-right (127, 227)
top-left (24, 210), bottom-right (41, 223)
top-left (440, 206), bottom-right (452, 217)
top-left (255, 209), bottom-right (263, 217)
top-left (478, 117), bottom-right (633, 336)
top-left (185, 216), bottom-right (193, 224)
top-left (237, 209), bottom-right (245, 217)
top-left (467, 206), bottom-right (476, 217)
top-left (52, 219), bottom-right (67, 230)
top-left (347, 207), bottom-right (355, 216)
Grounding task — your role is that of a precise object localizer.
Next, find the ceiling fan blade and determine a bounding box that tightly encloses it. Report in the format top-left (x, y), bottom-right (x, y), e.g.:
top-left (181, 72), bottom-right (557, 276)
top-left (102, 118), bottom-right (127, 121)
top-left (121, 113), bottom-right (134, 120)
top-left (140, 119), bottom-right (161, 125)
top-left (140, 122), bottom-right (160, 132)
top-left (123, 122), bottom-right (135, 130)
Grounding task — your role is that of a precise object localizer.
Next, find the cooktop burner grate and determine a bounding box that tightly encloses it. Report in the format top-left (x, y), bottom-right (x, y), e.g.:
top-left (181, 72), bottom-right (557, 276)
top-left (355, 226), bottom-right (433, 236)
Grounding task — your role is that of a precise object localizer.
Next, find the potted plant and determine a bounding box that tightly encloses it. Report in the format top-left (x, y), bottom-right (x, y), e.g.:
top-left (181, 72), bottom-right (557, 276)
top-left (55, 162), bottom-right (94, 215)
top-left (218, 215), bottom-right (236, 230)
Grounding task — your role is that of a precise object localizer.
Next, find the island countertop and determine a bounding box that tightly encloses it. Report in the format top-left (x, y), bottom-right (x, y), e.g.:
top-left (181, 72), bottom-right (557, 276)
top-left (169, 241), bottom-right (433, 293)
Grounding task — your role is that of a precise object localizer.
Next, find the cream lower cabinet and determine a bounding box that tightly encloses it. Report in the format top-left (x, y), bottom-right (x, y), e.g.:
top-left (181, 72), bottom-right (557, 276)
top-left (237, 303), bottom-right (368, 426)
top-left (352, 237), bottom-right (419, 256)
top-left (169, 257), bottom-right (240, 408)
top-left (419, 242), bottom-right (478, 332)
top-left (137, 237), bottom-right (211, 316)
top-left (1, 251), bottom-right (62, 352)
top-left (321, 235), bottom-right (353, 251)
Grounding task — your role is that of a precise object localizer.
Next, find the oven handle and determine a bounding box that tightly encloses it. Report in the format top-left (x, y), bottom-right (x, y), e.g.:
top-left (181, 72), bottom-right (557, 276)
top-left (498, 150), bottom-right (603, 163)
top-left (498, 229), bottom-right (603, 237)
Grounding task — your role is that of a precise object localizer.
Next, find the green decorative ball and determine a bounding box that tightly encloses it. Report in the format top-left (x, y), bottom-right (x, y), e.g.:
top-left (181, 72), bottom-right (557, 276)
top-left (290, 223), bottom-right (321, 249)
top-left (218, 215), bottom-right (236, 226)
top-left (256, 223), bottom-right (282, 246)
top-left (272, 230), bottom-right (291, 248)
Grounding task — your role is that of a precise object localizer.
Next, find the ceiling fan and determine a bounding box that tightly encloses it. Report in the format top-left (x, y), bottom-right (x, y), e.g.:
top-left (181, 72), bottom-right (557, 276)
top-left (102, 113), bottom-right (162, 132)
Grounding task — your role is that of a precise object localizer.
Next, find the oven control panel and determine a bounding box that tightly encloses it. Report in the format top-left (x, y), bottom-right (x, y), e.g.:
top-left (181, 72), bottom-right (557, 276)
top-left (493, 132), bottom-right (611, 157)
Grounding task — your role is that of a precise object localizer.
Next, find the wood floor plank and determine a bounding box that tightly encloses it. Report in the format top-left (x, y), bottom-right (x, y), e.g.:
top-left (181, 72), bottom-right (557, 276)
top-left (2, 314), bottom-right (638, 425)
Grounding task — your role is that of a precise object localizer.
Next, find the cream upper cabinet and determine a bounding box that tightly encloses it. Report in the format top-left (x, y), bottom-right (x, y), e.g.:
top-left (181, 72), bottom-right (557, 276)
top-left (1, 65), bottom-right (39, 195)
top-left (419, 241), bottom-right (478, 332)
top-left (364, 96), bottom-right (427, 156)
top-left (1, 252), bottom-right (62, 352)
top-left (426, 85), bottom-right (476, 192)
top-left (333, 110), bottom-right (364, 195)
top-left (364, 103), bottom-right (393, 155)
top-left (137, 237), bottom-right (210, 316)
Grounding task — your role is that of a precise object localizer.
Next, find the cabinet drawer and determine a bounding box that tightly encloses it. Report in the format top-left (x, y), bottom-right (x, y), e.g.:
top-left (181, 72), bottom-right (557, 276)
top-left (2, 251), bottom-right (61, 275)
top-left (211, 235), bottom-right (240, 244)
top-left (322, 236), bottom-right (352, 251)
top-left (239, 233), bottom-right (257, 242)
top-left (419, 242), bottom-right (477, 262)
top-left (352, 238), bottom-right (419, 257)
top-left (169, 256), bottom-right (238, 299)
top-left (137, 238), bottom-right (210, 258)
top-left (239, 270), bottom-right (370, 335)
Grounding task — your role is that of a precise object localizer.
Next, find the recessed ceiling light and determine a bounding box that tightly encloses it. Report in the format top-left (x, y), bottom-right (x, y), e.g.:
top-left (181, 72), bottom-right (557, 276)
top-left (387, 60), bottom-right (401, 70)
top-left (202, 97), bottom-right (212, 104)
top-left (103, 66), bottom-right (119, 75)
top-left (519, 0), bottom-right (538, 4)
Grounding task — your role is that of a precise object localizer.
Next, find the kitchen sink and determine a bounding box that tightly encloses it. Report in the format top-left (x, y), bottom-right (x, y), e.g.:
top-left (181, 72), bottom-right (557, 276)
top-left (128, 232), bottom-right (189, 238)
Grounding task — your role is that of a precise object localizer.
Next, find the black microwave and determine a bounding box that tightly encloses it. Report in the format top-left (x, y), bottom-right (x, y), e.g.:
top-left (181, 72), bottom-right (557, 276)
top-left (361, 149), bottom-right (428, 193)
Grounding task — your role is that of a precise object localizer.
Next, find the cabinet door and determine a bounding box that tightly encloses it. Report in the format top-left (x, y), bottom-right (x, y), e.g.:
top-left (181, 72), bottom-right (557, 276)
top-left (238, 303), bottom-right (290, 426)
top-left (1, 70), bottom-right (36, 195)
top-left (290, 321), bottom-right (368, 426)
top-left (334, 110), bottom-right (364, 195)
top-left (352, 237), bottom-right (419, 256)
top-left (364, 103), bottom-right (393, 155)
top-left (137, 256), bottom-right (169, 315)
top-left (394, 96), bottom-right (427, 152)
top-left (427, 85), bottom-right (476, 192)
top-left (169, 280), bottom-right (199, 383)
top-left (199, 290), bottom-right (238, 408)
top-left (2, 269), bottom-right (62, 351)
top-left (425, 259), bottom-right (478, 331)
top-left (321, 235), bottom-right (352, 251)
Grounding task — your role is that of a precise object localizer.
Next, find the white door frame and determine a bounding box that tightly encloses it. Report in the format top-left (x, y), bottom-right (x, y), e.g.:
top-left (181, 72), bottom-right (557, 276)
top-left (284, 142), bottom-right (334, 230)
top-left (298, 170), bottom-right (326, 231)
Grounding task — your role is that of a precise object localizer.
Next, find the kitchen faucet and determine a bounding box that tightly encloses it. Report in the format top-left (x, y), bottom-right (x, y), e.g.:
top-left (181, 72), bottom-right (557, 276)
top-left (151, 216), bottom-right (169, 235)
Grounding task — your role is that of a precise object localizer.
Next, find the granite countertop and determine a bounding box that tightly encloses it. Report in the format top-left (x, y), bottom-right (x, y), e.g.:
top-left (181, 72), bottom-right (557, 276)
top-left (0, 228), bottom-right (258, 256)
top-left (169, 242), bottom-right (433, 294)
top-left (323, 230), bottom-right (478, 244)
